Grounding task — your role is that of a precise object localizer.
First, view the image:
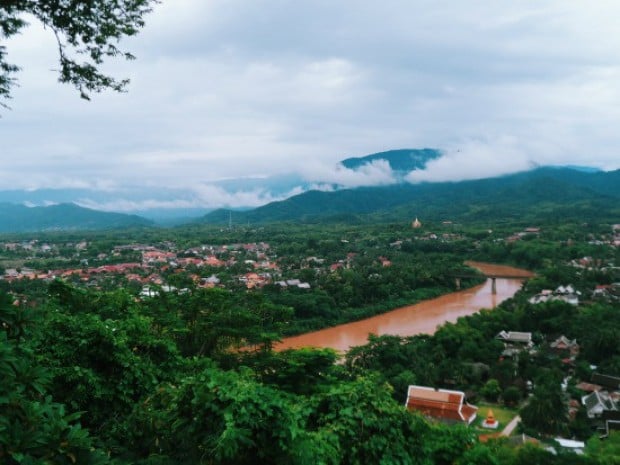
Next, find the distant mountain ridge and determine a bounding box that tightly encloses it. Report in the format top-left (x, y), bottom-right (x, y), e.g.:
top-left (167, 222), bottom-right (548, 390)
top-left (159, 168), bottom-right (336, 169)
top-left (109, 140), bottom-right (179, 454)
top-left (0, 203), bottom-right (153, 233)
top-left (0, 149), bottom-right (444, 222)
top-left (0, 149), bottom-right (618, 229)
top-left (199, 167), bottom-right (620, 225)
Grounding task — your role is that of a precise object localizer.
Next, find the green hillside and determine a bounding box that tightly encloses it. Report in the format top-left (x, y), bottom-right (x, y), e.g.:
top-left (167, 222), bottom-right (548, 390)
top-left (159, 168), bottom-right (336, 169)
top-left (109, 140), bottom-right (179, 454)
top-left (199, 167), bottom-right (620, 225)
top-left (0, 202), bottom-right (153, 232)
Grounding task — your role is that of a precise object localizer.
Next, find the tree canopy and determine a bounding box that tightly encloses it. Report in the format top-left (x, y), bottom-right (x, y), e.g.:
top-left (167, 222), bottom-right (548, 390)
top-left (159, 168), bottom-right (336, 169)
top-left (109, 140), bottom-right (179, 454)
top-left (0, 0), bottom-right (158, 106)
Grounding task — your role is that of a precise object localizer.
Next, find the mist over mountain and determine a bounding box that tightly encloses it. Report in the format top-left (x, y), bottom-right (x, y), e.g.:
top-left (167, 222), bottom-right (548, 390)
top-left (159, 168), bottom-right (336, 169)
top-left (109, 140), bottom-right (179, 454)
top-left (0, 149), bottom-right (441, 221)
top-left (198, 167), bottom-right (620, 226)
top-left (341, 149), bottom-right (442, 173)
top-left (0, 149), bottom-right (616, 229)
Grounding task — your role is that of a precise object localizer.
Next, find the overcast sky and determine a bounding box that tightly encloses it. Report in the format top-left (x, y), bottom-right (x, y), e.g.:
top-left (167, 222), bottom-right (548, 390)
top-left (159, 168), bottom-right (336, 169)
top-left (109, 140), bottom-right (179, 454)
top-left (2, 1), bottom-right (620, 210)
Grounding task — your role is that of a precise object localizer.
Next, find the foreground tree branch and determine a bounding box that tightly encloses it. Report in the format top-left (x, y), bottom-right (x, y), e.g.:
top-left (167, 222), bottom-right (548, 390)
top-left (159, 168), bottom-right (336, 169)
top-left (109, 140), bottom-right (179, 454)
top-left (0, 0), bottom-right (158, 106)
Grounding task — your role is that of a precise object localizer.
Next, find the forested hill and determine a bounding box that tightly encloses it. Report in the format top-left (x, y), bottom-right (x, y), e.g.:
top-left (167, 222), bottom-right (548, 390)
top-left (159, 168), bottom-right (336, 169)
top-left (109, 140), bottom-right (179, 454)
top-left (0, 202), bottom-right (153, 232)
top-left (199, 167), bottom-right (620, 225)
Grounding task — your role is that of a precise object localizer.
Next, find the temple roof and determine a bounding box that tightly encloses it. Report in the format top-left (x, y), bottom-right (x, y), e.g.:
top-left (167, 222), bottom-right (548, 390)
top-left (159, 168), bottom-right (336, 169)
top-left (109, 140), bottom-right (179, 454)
top-left (405, 385), bottom-right (478, 424)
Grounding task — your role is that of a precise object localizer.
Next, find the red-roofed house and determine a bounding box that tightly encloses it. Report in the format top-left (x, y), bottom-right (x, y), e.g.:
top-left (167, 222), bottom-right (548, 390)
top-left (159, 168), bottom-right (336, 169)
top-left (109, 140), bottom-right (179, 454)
top-left (330, 263), bottom-right (344, 272)
top-left (405, 385), bottom-right (478, 425)
top-left (205, 256), bottom-right (225, 267)
top-left (177, 257), bottom-right (204, 267)
top-left (125, 273), bottom-right (143, 282)
top-left (142, 250), bottom-right (177, 264)
top-left (240, 272), bottom-right (270, 289)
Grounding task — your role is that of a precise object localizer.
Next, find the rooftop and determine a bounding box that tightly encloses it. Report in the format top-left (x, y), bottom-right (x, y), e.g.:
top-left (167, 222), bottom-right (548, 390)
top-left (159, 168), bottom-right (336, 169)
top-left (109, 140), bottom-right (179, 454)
top-left (405, 385), bottom-right (478, 425)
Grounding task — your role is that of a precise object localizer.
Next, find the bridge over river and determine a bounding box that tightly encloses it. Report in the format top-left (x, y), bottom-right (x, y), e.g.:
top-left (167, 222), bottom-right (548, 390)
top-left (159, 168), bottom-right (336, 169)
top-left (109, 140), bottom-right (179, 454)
top-left (275, 261), bottom-right (533, 353)
top-left (455, 261), bottom-right (534, 294)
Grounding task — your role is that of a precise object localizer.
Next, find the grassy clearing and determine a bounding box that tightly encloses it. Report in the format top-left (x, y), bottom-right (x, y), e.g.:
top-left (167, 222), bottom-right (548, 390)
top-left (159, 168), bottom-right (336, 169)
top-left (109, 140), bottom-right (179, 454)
top-left (474, 401), bottom-right (519, 432)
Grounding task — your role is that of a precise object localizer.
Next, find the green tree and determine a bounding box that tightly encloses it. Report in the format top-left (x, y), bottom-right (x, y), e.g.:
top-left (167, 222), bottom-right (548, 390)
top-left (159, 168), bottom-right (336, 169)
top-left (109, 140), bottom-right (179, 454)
top-left (481, 379), bottom-right (502, 402)
top-left (345, 334), bottom-right (439, 393)
top-left (455, 443), bottom-right (500, 465)
top-left (305, 376), bottom-right (434, 465)
top-left (424, 423), bottom-right (478, 465)
top-left (511, 444), bottom-right (557, 465)
top-left (127, 366), bottom-right (306, 465)
top-left (0, 292), bottom-right (108, 464)
top-left (586, 430), bottom-right (620, 465)
top-left (520, 372), bottom-right (568, 436)
top-left (1, 0), bottom-right (158, 105)
top-left (249, 347), bottom-right (339, 396)
top-left (502, 385), bottom-right (521, 407)
top-left (34, 295), bottom-right (180, 438)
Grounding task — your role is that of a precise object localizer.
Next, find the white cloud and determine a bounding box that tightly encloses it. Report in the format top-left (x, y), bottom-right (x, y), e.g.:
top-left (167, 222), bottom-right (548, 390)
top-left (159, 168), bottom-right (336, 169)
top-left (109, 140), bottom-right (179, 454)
top-left (2, 0), bottom-right (620, 200)
top-left (75, 184), bottom-right (307, 212)
top-left (300, 159), bottom-right (398, 188)
top-left (76, 198), bottom-right (200, 212)
top-left (406, 138), bottom-right (535, 183)
top-left (190, 184), bottom-right (304, 208)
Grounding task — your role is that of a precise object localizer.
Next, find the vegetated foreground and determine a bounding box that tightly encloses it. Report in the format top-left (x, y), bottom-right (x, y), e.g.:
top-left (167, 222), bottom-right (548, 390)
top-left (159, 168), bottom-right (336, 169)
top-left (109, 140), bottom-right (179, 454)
top-left (1, 219), bottom-right (619, 464)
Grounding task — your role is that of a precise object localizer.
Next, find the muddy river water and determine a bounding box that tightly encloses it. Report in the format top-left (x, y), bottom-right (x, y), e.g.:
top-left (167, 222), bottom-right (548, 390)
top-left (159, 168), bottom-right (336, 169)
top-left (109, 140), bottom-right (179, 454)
top-left (275, 262), bottom-right (533, 353)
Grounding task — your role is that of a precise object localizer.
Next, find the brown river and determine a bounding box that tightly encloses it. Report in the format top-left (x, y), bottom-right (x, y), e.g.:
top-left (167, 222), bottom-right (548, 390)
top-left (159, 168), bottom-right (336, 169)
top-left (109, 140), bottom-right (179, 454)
top-left (275, 262), bottom-right (533, 353)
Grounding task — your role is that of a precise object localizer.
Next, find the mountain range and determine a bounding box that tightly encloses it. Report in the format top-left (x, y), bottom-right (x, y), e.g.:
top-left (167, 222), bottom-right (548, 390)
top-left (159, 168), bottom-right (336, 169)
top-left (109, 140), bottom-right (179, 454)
top-left (199, 166), bottom-right (620, 226)
top-left (0, 149), bottom-right (618, 232)
top-left (0, 149), bottom-right (441, 223)
top-left (0, 203), bottom-right (152, 233)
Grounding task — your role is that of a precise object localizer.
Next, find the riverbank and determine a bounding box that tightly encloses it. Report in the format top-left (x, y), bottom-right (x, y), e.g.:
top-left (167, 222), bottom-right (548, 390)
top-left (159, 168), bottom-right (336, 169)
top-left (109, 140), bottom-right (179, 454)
top-left (275, 262), bottom-right (531, 352)
top-left (280, 285), bottom-right (458, 337)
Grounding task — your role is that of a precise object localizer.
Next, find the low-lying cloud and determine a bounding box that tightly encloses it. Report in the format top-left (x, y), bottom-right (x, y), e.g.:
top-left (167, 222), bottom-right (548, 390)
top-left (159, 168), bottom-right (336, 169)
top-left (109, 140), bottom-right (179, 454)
top-left (72, 160), bottom-right (403, 212)
top-left (75, 184), bottom-right (307, 213)
top-left (300, 159), bottom-right (399, 188)
top-left (406, 139), bottom-right (537, 183)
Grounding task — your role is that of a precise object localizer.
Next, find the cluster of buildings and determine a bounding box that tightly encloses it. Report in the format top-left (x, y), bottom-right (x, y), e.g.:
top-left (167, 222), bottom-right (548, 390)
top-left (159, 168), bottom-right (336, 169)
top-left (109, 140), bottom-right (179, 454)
top-left (578, 374), bottom-right (620, 438)
top-left (505, 227), bottom-right (541, 243)
top-left (1, 241), bottom-right (282, 291)
top-left (593, 224), bottom-right (620, 247)
top-left (592, 283), bottom-right (620, 301)
top-left (2, 240), bottom-right (88, 253)
top-left (528, 285), bottom-right (582, 306)
top-left (528, 282), bottom-right (620, 305)
top-left (405, 333), bottom-right (618, 453)
top-left (504, 224), bottom-right (620, 249)
top-left (1, 239), bottom-right (361, 293)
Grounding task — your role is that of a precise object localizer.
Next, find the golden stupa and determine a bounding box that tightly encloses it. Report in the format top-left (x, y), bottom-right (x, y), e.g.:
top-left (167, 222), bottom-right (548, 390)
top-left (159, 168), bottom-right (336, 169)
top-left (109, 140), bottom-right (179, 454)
top-left (482, 409), bottom-right (499, 429)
